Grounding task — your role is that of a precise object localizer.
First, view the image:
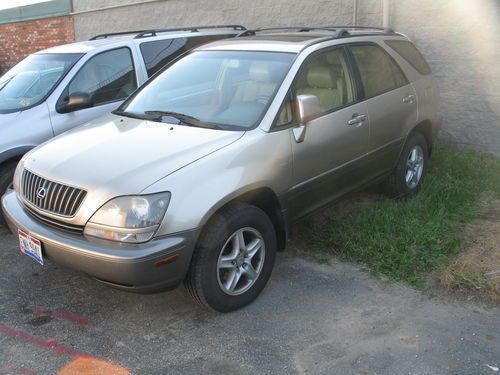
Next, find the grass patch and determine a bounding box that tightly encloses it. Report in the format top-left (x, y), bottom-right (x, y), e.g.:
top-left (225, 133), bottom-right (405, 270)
top-left (294, 143), bottom-right (500, 288)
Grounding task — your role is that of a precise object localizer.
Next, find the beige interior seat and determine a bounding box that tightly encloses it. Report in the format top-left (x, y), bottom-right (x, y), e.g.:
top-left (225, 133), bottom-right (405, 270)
top-left (232, 62), bottom-right (276, 104)
top-left (297, 65), bottom-right (342, 112)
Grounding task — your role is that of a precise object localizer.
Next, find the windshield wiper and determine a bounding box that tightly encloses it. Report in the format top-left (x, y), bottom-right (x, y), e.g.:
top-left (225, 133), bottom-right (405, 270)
top-left (113, 109), bottom-right (149, 121)
top-left (143, 110), bottom-right (220, 129)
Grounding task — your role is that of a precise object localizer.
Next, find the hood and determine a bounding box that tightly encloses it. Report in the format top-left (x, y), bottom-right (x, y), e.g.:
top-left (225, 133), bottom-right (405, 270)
top-left (23, 114), bottom-right (244, 195)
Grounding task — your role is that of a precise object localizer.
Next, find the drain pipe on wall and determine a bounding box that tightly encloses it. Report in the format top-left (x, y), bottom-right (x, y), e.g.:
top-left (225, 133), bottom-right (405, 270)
top-left (353, 0), bottom-right (358, 25)
top-left (382, 0), bottom-right (390, 28)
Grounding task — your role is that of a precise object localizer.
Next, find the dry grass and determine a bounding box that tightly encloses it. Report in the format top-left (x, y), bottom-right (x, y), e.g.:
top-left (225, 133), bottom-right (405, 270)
top-left (439, 195), bottom-right (500, 304)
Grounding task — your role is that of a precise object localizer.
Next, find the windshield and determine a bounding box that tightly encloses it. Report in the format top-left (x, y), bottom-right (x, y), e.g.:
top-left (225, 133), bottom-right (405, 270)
top-left (0, 53), bottom-right (83, 114)
top-left (116, 50), bottom-right (295, 130)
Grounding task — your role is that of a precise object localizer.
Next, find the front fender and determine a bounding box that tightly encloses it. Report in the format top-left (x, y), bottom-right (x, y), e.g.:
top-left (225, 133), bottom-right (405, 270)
top-left (143, 129), bottom-right (293, 236)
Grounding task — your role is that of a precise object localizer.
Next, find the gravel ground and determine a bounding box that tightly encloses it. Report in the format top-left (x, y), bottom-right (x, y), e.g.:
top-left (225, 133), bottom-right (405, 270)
top-left (0, 226), bottom-right (499, 375)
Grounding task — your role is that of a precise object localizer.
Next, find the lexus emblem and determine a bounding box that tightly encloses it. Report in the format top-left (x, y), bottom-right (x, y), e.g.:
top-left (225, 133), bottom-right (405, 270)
top-left (36, 187), bottom-right (47, 199)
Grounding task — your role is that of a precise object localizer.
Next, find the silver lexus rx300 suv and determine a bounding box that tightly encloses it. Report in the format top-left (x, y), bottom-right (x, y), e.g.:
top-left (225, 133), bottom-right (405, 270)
top-left (2, 27), bottom-right (440, 312)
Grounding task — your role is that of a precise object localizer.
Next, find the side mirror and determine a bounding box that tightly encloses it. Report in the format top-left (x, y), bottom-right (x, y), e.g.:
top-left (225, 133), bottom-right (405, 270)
top-left (293, 94), bottom-right (321, 143)
top-left (58, 92), bottom-right (93, 113)
top-left (296, 94), bottom-right (321, 123)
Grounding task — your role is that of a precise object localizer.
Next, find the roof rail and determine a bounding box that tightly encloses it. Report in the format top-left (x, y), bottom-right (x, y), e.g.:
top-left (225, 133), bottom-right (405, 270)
top-left (90, 25), bottom-right (246, 41)
top-left (90, 30), bottom-right (153, 40)
top-left (237, 26), bottom-right (395, 39)
top-left (134, 24), bottom-right (246, 39)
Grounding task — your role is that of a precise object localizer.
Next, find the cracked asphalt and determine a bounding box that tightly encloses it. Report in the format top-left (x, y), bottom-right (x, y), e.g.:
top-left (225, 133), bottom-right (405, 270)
top-left (0, 225), bottom-right (499, 374)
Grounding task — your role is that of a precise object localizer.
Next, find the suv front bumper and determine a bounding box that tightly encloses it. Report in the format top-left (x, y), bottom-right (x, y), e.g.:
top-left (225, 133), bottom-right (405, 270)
top-left (1, 190), bottom-right (197, 293)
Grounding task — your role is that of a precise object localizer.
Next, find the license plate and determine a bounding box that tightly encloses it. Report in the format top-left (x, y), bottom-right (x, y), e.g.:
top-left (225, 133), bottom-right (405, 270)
top-left (18, 229), bottom-right (43, 265)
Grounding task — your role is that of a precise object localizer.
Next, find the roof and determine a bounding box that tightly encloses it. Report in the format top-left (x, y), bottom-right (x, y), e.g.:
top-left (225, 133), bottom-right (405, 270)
top-left (197, 32), bottom-right (330, 53)
top-left (36, 27), bottom-right (244, 55)
top-left (197, 29), bottom-right (407, 53)
top-left (38, 38), bottom-right (128, 54)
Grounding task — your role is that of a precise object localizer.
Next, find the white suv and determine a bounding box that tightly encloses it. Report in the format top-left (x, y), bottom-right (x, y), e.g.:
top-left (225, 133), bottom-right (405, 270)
top-left (0, 25), bottom-right (245, 223)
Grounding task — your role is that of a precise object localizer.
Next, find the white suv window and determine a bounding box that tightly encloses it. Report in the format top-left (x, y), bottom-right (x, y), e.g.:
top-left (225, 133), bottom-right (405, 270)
top-left (68, 47), bottom-right (137, 106)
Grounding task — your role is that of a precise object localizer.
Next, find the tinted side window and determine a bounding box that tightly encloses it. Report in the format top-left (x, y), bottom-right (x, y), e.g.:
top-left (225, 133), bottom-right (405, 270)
top-left (140, 35), bottom-right (234, 76)
top-left (385, 40), bottom-right (432, 75)
top-left (350, 44), bottom-right (408, 98)
top-left (68, 48), bottom-right (137, 106)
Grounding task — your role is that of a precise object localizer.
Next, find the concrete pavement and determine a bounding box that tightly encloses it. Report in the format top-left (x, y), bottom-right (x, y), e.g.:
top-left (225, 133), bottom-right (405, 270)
top-left (0, 226), bottom-right (498, 374)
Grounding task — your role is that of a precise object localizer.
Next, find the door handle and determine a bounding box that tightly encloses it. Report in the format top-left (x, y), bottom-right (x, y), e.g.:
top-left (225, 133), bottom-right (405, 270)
top-left (348, 113), bottom-right (367, 126)
top-left (402, 94), bottom-right (415, 104)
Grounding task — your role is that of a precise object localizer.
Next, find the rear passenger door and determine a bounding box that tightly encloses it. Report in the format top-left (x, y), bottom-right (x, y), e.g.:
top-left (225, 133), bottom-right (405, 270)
top-left (286, 47), bottom-right (370, 220)
top-left (349, 43), bottom-right (417, 177)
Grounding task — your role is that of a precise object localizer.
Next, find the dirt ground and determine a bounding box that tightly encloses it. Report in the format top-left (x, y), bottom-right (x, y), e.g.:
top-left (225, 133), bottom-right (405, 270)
top-left (437, 196), bottom-right (500, 304)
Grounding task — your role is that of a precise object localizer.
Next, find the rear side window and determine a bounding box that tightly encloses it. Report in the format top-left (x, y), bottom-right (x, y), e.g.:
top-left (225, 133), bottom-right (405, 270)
top-left (350, 44), bottom-right (408, 98)
top-left (140, 35), bottom-right (235, 76)
top-left (68, 47), bottom-right (137, 106)
top-left (385, 40), bottom-right (432, 75)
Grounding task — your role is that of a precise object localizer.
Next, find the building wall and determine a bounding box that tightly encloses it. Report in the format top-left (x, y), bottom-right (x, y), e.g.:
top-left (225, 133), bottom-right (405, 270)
top-left (0, 15), bottom-right (74, 75)
top-left (2, 0), bottom-right (498, 155)
top-left (72, 0), bottom-right (383, 40)
top-left (390, 0), bottom-right (500, 154)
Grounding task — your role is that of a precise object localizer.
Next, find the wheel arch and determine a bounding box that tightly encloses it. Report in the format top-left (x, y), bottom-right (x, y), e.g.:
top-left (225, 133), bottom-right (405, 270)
top-left (408, 120), bottom-right (433, 157)
top-left (199, 186), bottom-right (288, 251)
top-left (0, 146), bottom-right (34, 170)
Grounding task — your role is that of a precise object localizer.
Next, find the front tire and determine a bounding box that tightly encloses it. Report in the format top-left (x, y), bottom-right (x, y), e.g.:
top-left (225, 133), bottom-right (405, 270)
top-left (185, 203), bottom-right (277, 312)
top-left (385, 132), bottom-right (428, 198)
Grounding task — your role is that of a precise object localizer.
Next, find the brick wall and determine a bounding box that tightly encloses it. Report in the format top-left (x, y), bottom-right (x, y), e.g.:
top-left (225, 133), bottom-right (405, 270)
top-left (0, 15), bottom-right (74, 75)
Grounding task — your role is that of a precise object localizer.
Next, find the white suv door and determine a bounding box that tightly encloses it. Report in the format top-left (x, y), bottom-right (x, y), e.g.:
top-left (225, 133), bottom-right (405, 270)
top-left (47, 47), bottom-right (139, 135)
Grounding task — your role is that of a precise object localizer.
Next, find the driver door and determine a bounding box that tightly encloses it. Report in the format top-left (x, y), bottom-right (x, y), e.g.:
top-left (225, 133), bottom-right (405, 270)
top-left (47, 47), bottom-right (138, 135)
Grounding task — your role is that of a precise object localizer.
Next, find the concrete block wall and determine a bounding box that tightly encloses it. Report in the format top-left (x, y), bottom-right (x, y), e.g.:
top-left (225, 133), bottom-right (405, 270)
top-left (390, 0), bottom-right (500, 154)
top-left (72, 0), bottom-right (376, 40)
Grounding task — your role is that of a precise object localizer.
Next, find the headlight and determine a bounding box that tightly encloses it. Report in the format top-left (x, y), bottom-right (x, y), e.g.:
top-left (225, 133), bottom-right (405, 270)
top-left (84, 192), bottom-right (171, 243)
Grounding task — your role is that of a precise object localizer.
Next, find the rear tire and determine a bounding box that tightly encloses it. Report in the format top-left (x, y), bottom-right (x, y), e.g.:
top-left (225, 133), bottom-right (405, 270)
top-left (385, 132), bottom-right (428, 198)
top-left (0, 162), bottom-right (17, 227)
top-left (185, 202), bottom-right (277, 312)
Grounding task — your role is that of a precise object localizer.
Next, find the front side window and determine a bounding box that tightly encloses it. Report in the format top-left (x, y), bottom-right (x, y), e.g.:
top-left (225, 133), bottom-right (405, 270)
top-left (67, 48), bottom-right (137, 107)
top-left (117, 50), bottom-right (295, 130)
top-left (350, 44), bottom-right (408, 98)
top-left (294, 48), bottom-right (356, 116)
top-left (0, 53), bottom-right (83, 114)
top-left (140, 35), bottom-right (236, 77)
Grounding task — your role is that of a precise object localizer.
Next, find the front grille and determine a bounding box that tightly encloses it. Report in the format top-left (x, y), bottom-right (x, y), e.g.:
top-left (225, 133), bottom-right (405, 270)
top-left (21, 169), bottom-right (87, 217)
top-left (24, 204), bottom-right (84, 234)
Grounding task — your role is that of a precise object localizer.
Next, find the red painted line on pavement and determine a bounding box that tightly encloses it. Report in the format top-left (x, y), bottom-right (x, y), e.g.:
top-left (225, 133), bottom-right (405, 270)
top-left (0, 323), bottom-right (91, 358)
top-left (32, 308), bottom-right (90, 326)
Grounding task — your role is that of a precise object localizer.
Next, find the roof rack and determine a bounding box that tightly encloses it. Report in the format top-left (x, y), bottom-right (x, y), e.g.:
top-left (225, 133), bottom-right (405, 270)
top-left (90, 30), bottom-right (154, 40)
top-left (90, 25), bottom-right (246, 41)
top-left (236, 26), bottom-right (395, 39)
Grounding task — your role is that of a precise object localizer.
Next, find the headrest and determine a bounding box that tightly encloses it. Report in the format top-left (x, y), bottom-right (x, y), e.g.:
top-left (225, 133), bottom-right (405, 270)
top-left (249, 62), bottom-right (271, 82)
top-left (306, 66), bottom-right (336, 89)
